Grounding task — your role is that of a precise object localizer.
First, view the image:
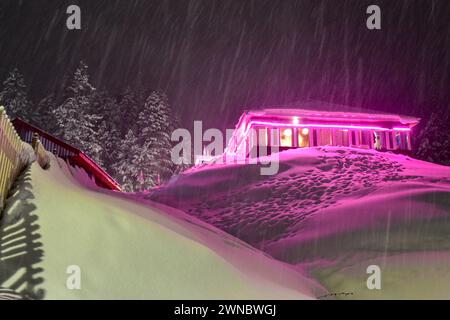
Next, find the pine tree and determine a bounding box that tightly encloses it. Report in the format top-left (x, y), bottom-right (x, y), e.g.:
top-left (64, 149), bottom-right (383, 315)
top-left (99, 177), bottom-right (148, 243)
top-left (64, 61), bottom-right (95, 97)
top-left (416, 109), bottom-right (450, 166)
top-left (53, 61), bottom-right (104, 165)
top-left (132, 91), bottom-right (174, 189)
top-left (111, 129), bottom-right (140, 192)
top-left (98, 116), bottom-right (121, 173)
top-left (116, 87), bottom-right (145, 136)
top-left (0, 68), bottom-right (32, 120)
top-left (33, 94), bottom-right (58, 133)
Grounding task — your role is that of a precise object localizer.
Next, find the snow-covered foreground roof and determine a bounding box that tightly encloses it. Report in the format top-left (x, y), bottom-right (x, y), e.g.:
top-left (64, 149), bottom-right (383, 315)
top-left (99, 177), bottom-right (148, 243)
top-left (0, 156), bottom-right (324, 299)
top-left (149, 147), bottom-right (450, 299)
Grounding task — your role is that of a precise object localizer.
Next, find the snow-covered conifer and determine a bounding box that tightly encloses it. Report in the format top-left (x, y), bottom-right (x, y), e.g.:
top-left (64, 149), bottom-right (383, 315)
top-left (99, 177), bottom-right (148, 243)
top-left (416, 109), bottom-right (450, 166)
top-left (0, 68), bottom-right (32, 120)
top-left (53, 61), bottom-right (104, 165)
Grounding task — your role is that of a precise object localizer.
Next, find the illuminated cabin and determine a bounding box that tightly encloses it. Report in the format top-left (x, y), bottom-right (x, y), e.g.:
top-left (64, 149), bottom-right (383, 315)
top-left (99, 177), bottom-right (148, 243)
top-left (225, 104), bottom-right (420, 159)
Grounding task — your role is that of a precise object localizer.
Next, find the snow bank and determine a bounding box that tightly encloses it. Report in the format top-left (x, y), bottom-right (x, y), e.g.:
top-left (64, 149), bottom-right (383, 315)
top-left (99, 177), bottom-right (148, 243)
top-left (148, 147), bottom-right (450, 299)
top-left (0, 156), bottom-right (325, 299)
top-left (19, 142), bottom-right (36, 166)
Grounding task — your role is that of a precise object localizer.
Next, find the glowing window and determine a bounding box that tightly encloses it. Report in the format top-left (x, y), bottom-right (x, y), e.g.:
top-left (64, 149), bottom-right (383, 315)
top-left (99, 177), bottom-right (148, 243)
top-left (351, 131), bottom-right (356, 145)
top-left (361, 131), bottom-right (372, 147)
top-left (298, 128), bottom-right (310, 147)
top-left (374, 132), bottom-right (382, 150)
top-left (395, 132), bottom-right (409, 150)
top-left (335, 130), bottom-right (349, 146)
top-left (319, 129), bottom-right (333, 146)
top-left (280, 128), bottom-right (293, 147)
top-left (388, 132), bottom-right (394, 149)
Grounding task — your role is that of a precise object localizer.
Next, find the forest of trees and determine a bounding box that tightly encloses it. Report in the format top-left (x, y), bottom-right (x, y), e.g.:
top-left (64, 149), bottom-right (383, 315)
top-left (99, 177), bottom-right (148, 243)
top-left (0, 62), bottom-right (185, 192)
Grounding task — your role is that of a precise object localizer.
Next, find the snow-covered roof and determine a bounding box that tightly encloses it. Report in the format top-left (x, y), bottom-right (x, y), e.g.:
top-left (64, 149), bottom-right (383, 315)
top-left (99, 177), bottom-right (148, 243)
top-left (245, 101), bottom-right (420, 126)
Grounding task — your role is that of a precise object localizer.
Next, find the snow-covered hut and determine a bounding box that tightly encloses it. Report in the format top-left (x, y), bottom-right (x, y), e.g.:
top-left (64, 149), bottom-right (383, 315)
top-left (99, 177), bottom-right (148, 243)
top-left (225, 102), bottom-right (420, 159)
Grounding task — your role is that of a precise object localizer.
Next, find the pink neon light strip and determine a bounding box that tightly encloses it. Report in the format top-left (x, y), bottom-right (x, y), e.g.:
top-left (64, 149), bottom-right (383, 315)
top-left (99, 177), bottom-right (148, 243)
top-left (245, 120), bottom-right (411, 135)
top-left (228, 120), bottom-right (411, 155)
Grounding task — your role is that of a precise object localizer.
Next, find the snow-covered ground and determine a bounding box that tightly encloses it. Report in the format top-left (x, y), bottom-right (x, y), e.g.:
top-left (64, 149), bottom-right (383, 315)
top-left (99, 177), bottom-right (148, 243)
top-left (148, 147), bottom-right (450, 299)
top-left (0, 155), bottom-right (325, 299)
top-left (3, 146), bottom-right (450, 299)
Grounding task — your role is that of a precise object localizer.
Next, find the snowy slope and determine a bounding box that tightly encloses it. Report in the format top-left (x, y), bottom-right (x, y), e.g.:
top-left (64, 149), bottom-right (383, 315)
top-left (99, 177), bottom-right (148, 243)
top-left (148, 147), bottom-right (450, 299)
top-left (0, 156), bottom-right (325, 299)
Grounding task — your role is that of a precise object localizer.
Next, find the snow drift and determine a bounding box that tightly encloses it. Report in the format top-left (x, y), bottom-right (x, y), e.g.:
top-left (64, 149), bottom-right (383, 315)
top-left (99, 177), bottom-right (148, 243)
top-left (148, 147), bottom-right (450, 299)
top-left (0, 155), bottom-right (325, 299)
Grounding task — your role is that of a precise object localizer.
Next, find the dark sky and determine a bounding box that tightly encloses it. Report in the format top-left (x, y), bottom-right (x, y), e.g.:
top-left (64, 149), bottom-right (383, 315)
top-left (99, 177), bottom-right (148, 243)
top-left (0, 0), bottom-right (449, 130)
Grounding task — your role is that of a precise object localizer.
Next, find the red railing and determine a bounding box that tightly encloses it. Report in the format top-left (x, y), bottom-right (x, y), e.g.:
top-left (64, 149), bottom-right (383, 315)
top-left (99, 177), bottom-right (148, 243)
top-left (12, 118), bottom-right (122, 192)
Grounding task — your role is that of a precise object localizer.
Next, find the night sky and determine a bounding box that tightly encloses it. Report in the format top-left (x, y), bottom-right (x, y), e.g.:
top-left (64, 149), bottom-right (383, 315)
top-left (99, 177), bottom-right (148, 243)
top-left (0, 0), bottom-right (449, 131)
